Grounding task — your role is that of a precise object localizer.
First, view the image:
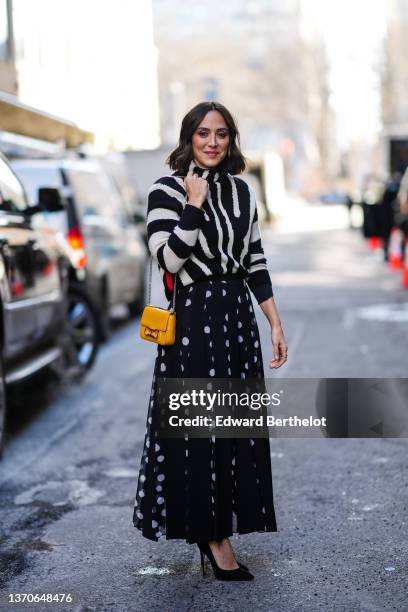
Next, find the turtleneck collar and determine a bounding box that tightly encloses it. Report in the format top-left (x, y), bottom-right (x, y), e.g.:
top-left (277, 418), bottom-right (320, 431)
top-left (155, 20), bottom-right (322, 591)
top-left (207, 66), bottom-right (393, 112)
top-left (187, 159), bottom-right (227, 183)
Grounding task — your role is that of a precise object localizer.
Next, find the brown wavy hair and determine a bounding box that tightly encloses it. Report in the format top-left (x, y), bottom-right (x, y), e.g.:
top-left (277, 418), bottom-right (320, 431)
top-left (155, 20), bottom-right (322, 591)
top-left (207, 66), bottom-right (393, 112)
top-left (166, 101), bottom-right (247, 175)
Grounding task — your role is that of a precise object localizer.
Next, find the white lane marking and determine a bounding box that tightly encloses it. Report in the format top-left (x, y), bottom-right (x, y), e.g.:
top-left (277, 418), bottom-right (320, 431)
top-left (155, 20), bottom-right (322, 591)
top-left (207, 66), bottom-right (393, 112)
top-left (137, 567), bottom-right (172, 575)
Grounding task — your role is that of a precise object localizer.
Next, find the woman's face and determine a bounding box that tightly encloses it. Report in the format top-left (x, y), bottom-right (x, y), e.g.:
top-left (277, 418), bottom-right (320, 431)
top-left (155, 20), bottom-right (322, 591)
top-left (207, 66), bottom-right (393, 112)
top-left (191, 110), bottom-right (230, 169)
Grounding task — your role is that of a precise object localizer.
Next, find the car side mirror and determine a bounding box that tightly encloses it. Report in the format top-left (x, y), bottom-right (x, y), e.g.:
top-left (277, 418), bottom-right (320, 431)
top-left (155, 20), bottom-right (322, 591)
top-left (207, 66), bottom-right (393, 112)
top-left (38, 187), bottom-right (65, 212)
top-left (133, 211), bottom-right (145, 224)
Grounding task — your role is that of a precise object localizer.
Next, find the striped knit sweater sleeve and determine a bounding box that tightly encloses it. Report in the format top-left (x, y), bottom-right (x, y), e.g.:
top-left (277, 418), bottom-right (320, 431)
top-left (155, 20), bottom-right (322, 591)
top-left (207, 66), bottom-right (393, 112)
top-left (146, 176), bottom-right (204, 274)
top-left (245, 185), bottom-right (274, 304)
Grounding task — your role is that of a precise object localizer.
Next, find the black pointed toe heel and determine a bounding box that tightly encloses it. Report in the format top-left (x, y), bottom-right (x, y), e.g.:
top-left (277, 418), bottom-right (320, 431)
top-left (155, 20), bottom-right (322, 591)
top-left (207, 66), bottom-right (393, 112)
top-left (197, 542), bottom-right (254, 581)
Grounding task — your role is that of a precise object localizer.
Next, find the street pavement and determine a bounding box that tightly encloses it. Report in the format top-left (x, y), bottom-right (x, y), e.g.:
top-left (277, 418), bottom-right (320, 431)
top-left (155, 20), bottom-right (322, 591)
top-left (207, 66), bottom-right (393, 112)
top-left (0, 202), bottom-right (407, 612)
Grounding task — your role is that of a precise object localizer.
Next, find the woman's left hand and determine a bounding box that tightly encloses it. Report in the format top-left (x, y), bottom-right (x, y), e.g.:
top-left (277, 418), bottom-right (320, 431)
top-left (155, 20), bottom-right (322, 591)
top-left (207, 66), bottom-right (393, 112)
top-left (269, 325), bottom-right (288, 369)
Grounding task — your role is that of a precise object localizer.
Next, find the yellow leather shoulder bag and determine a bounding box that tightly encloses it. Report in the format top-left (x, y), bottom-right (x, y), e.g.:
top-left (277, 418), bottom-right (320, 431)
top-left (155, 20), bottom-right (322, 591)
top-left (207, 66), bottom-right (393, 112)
top-left (140, 257), bottom-right (177, 346)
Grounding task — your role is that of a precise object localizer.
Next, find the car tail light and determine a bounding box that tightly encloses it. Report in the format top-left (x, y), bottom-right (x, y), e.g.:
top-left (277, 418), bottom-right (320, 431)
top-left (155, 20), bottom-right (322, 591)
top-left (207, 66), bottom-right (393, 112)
top-left (67, 226), bottom-right (87, 268)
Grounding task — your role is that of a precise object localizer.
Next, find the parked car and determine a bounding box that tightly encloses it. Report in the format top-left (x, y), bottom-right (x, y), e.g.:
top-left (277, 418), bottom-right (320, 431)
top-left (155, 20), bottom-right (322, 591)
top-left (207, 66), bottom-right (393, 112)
top-left (97, 152), bottom-right (147, 245)
top-left (0, 152), bottom-right (83, 455)
top-left (11, 157), bottom-right (148, 340)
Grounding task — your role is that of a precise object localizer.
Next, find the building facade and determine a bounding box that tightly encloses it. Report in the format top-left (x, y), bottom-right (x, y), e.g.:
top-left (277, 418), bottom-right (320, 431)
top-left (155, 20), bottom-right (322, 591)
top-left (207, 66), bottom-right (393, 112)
top-left (1, 0), bottom-right (160, 151)
top-left (152, 0), bottom-right (332, 192)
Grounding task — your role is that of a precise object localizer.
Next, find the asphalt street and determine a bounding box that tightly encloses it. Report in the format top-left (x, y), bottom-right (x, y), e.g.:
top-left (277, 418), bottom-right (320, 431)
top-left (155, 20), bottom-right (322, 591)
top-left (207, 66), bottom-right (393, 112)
top-left (0, 202), bottom-right (407, 612)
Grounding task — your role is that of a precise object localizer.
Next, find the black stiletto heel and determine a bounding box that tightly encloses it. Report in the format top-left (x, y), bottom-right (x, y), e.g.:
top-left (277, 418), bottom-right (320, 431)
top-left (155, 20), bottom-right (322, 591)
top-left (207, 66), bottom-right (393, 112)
top-left (199, 548), bottom-right (248, 573)
top-left (197, 542), bottom-right (254, 581)
top-left (200, 552), bottom-right (249, 573)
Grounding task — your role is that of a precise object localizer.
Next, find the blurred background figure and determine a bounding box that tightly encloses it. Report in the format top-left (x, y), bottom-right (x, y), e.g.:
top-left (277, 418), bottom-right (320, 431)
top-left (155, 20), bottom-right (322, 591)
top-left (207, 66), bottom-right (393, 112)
top-left (397, 166), bottom-right (408, 261)
top-left (380, 171), bottom-right (402, 261)
top-left (344, 193), bottom-right (354, 228)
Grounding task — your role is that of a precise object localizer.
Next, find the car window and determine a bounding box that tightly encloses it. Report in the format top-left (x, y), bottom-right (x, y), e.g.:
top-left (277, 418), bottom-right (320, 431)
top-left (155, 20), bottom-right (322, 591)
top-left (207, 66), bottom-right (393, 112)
top-left (67, 169), bottom-right (127, 225)
top-left (0, 160), bottom-right (28, 212)
top-left (10, 165), bottom-right (62, 205)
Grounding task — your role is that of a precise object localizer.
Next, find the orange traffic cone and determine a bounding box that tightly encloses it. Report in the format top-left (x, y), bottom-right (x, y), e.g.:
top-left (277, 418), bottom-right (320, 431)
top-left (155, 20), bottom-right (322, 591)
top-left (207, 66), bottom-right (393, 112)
top-left (388, 227), bottom-right (403, 269)
top-left (368, 236), bottom-right (382, 250)
top-left (402, 239), bottom-right (408, 289)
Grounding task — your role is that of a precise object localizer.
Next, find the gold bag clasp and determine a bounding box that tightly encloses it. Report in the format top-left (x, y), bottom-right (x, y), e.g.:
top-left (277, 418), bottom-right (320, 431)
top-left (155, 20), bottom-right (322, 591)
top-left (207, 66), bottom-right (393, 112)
top-left (144, 327), bottom-right (159, 339)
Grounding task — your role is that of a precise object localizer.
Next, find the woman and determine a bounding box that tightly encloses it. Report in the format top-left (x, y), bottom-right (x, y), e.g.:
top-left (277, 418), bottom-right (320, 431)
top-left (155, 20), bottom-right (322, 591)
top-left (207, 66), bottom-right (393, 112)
top-left (133, 101), bottom-right (287, 581)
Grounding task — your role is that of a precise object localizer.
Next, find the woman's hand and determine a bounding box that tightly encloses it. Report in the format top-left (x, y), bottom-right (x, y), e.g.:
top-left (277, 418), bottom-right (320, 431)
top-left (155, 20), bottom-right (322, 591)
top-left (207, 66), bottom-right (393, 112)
top-left (183, 169), bottom-right (208, 208)
top-left (269, 324), bottom-right (288, 369)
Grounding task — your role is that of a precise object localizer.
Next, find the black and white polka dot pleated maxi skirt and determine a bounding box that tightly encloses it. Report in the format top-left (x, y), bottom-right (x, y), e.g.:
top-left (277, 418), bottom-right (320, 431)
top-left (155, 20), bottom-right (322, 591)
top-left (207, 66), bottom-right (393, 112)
top-left (132, 275), bottom-right (277, 543)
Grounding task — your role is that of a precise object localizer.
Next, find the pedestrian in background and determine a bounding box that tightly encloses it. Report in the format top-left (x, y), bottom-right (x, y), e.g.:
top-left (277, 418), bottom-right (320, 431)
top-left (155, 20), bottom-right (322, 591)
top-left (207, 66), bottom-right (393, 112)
top-left (397, 167), bottom-right (408, 259)
top-left (133, 101), bottom-right (287, 581)
top-left (380, 172), bottom-right (401, 261)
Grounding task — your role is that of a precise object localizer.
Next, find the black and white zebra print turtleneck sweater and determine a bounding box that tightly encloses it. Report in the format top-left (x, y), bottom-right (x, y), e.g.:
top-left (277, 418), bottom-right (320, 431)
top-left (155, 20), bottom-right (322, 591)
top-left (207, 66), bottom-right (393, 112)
top-left (146, 159), bottom-right (274, 304)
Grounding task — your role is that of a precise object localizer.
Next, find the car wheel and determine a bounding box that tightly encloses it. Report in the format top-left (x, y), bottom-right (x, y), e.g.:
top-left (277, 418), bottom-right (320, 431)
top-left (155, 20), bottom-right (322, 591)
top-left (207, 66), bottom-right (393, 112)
top-left (0, 355), bottom-right (7, 459)
top-left (62, 287), bottom-right (100, 378)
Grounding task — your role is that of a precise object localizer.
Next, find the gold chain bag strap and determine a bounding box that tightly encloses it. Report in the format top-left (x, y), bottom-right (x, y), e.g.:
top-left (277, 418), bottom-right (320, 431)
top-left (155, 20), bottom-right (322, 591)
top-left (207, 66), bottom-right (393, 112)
top-left (140, 257), bottom-right (177, 345)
